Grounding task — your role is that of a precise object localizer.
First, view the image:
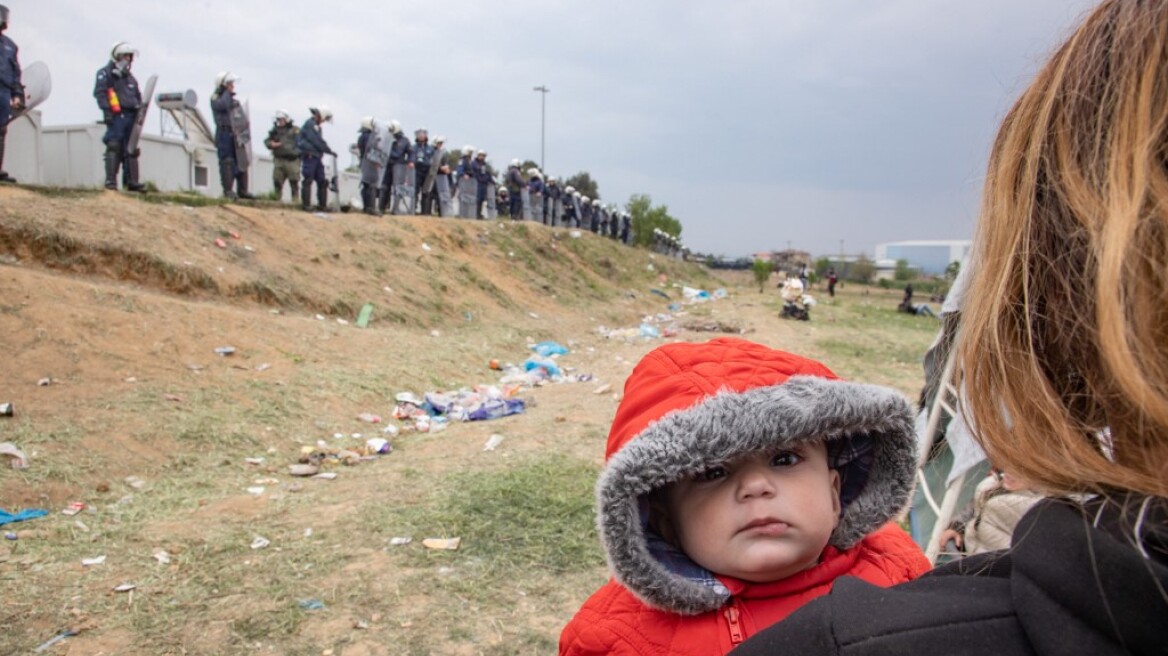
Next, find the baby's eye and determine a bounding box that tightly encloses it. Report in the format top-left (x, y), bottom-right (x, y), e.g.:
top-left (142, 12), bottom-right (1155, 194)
top-left (771, 451), bottom-right (803, 467)
top-left (698, 466), bottom-right (727, 481)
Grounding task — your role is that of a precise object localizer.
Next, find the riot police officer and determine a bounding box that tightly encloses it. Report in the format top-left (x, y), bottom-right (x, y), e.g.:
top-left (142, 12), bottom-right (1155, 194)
top-left (93, 42), bottom-right (145, 192)
top-left (210, 72), bottom-right (254, 199)
top-left (0, 4), bottom-right (22, 183)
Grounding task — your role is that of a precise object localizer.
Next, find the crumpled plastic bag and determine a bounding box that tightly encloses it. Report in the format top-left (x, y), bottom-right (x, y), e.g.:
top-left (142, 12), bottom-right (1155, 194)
top-left (0, 442), bottom-right (29, 469)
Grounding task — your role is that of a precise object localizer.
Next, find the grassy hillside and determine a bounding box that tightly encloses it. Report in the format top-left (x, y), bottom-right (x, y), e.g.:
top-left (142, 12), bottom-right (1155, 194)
top-left (0, 186), bottom-right (936, 655)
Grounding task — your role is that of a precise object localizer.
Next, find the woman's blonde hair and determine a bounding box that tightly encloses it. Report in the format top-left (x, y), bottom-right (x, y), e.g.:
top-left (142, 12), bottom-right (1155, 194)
top-left (962, 0), bottom-right (1168, 498)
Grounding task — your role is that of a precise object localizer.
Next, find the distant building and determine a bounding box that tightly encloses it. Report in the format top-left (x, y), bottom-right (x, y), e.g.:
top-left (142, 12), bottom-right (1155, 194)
top-left (874, 240), bottom-right (970, 275)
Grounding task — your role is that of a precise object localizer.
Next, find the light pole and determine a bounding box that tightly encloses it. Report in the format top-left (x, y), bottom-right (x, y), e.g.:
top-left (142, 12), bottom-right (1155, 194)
top-left (533, 85), bottom-right (549, 173)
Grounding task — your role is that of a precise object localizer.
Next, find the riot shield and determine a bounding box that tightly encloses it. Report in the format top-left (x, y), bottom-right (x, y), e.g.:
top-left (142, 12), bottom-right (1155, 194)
top-left (7, 61), bottom-right (51, 125)
top-left (436, 174), bottom-right (453, 217)
top-left (228, 99), bottom-right (252, 171)
top-left (457, 175), bottom-right (476, 218)
top-left (422, 146), bottom-right (443, 194)
top-left (485, 181), bottom-right (497, 219)
top-left (519, 188), bottom-right (532, 221)
top-left (531, 191), bottom-right (544, 224)
top-left (125, 74), bottom-right (158, 156)
top-left (390, 163), bottom-right (415, 214)
top-left (551, 197), bottom-right (562, 226)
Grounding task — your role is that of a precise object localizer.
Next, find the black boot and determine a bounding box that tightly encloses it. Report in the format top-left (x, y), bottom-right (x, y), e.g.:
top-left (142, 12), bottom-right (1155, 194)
top-left (0, 131), bottom-right (13, 183)
top-left (377, 186), bottom-right (391, 215)
top-left (316, 183), bottom-right (329, 212)
top-left (219, 159), bottom-right (237, 200)
top-left (301, 183), bottom-right (313, 211)
top-left (236, 171), bottom-right (255, 200)
top-left (104, 152), bottom-right (121, 189)
top-left (124, 155), bottom-right (146, 193)
top-left (361, 185), bottom-right (377, 215)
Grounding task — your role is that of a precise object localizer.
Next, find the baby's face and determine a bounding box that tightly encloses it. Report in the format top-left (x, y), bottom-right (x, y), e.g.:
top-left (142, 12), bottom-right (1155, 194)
top-left (664, 442), bottom-right (840, 583)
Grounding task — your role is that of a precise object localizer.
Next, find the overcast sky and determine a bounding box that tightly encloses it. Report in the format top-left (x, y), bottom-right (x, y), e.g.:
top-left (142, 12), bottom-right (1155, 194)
top-left (10, 0), bottom-right (1097, 257)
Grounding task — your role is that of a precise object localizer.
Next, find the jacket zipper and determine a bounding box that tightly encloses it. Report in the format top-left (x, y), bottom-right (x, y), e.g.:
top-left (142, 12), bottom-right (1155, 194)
top-left (724, 601), bottom-right (744, 645)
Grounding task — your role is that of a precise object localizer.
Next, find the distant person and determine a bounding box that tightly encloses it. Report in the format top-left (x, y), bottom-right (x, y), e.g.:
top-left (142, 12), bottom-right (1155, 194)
top-left (355, 115), bottom-right (381, 215)
top-left (413, 128), bottom-right (434, 215)
top-left (559, 338), bottom-right (929, 654)
top-left (93, 42), bottom-right (146, 192)
top-left (505, 159), bottom-right (524, 220)
top-left (734, 1), bottom-right (1168, 653)
top-left (620, 212), bottom-right (631, 244)
top-left (473, 149), bottom-right (490, 219)
top-left (826, 268), bottom-right (838, 298)
top-left (898, 284), bottom-right (936, 317)
top-left (384, 120), bottom-right (413, 215)
top-left (0, 4), bottom-right (22, 183)
top-left (937, 469), bottom-right (1041, 556)
top-left (263, 110), bottom-right (300, 202)
top-left (296, 106), bottom-right (335, 211)
top-left (209, 71), bottom-right (253, 200)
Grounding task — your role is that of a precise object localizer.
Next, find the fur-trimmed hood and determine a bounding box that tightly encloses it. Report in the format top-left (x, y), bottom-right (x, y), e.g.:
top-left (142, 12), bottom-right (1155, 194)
top-left (597, 338), bottom-right (918, 615)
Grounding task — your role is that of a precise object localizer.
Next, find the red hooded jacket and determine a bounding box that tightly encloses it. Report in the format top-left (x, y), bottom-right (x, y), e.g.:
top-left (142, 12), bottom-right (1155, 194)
top-left (560, 338), bottom-right (930, 655)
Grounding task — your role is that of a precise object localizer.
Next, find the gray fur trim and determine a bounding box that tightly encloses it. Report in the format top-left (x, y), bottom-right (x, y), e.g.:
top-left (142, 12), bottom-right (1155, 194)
top-left (596, 375), bottom-right (918, 614)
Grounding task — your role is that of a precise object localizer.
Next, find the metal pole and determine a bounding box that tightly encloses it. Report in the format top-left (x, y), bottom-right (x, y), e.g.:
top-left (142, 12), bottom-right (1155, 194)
top-left (533, 85), bottom-right (549, 173)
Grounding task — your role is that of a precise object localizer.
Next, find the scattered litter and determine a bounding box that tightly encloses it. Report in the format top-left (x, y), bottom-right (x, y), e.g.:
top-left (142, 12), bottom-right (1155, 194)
top-left (483, 434), bottom-right (504, 451)
top-left (250, 536), bottom-right (270, 550)
top-left (124, 476), bottom-right (146, 490)
top-left (113, 583), bottom-right (137, 593)
top-left (298, 599), bottom-right (325, 611)
top-left (395, 392), bottom-right (424, 405)
top-left (245, 486), bottom-right (265, 497)
top-left (593, 383), bottom-right (613, 395)
top-left (422, 537), bottom-right (461, 551)
top-left (531, 341), bottom-right (569, 357)
top-left (366, 437), bottom-right (391, 454)
top-left (164, 393), bottom-right (184, 402)
top-left (0, 442), bottom-right (29, 469)
top-left (336, 318), bottom-right (349, 325)
top-left (82, 555), bottom-right (107, 567)
top-left (488, 359), bottom-right (502, 370)
top-left (389, 536), bottom-right (412, 546)
top-left (650, 288), bottom-right (671, 300)
top-left (356, 412), bottom-right (381, 424)
top-left (315, 314), bottom-right (325, 321)
top-left (0, 508), bottom-right (47, 526)
top-left (312, 472), bottom-right (338, 480)
top-left (356, 303), bottom-right (374, 328)
top-left (61, 502), bottom-right (86, 516)
top-left (288, 464), bottom-right (319, 477)
top-left (528, 312), bottom-right (539, 319)
top-left (74, 520), bottom-right (89, 532)
top-left (255, 363), bottom-right (271, 372)
top-left (214, 238), bottom-right (227, 249)
top-left (4, 532), bottom-right (15, 540)
top-left (33, 630), bottom-right (79, 654)
top-left (383, 424), bottom-right (399, 436)
top-left (303, 528), bottom-right (313, 538)
top-left (438, 566), bottom-right (456, 575)
top-left (153, 549), bottom-right (171, 565)
top-left (383, 286), bottom-right (393, 294)
top-left (421, 243), bottom-right (432, 252)
top-left (244, 245), bottom-right (255, 252)
top-left (429, 329), bottom-right (441, 337)
top-left (37, 377), bottom-right (52, 387)
top-left (569, 230), bottom-right (582, 238)
top-left (186, 363), bottom-right (205, 371)
top-left (353, 620), bottom-right (370, 630)
top-left (0, 402), bottom-right (13, 416)
top-left (244, 457), bottom-right (265, 465)
top-left (214, 346), bottom-right (236, 356)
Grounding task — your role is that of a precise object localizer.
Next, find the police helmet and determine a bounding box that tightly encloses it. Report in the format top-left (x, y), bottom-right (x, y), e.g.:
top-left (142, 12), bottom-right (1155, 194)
top-left (360, 116), bottom-right (375, 131)
top-left (274, 110), bottom-right (291, 123)
top-left (110, 42), bottom-right (138, 62)
top-left (214, 71), bottom-right (241, 88)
